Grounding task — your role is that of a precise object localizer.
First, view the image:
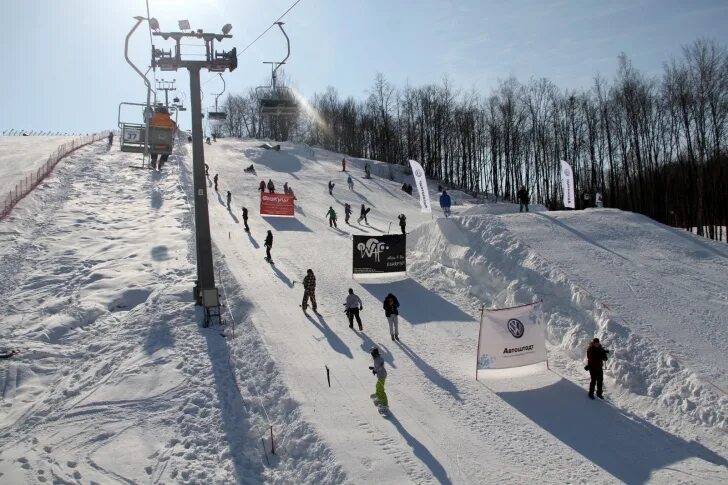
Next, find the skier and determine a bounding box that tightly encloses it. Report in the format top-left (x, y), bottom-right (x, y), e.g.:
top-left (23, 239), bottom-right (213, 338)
top-left (326, 206), bottom-right (338, 228)
top-left (344, 203), bottom-right (352, 224)
top-left (347, 174), bottom-right (354, 190)
top-left (369, 347), bottom-right (388, 410)
top-left (267, 179), bottom-right (275, 193)
top-left (301, 269), bottom-right (317, 312)
top-left (242, 207), bottom-right (250, 232)
top-left (342, 158), bottom-right (347, 172)
top-left (328, 180), bottom-right (335, 196)
top-left (205, 163), bottom-right (210, 176)
top-left (357, 204), bottom-right (370, 224)
top-left (259, 180), bottom-right (266, 194)
top-left (214, 174), bottom-right (219, 192)
top-left (264, 230), bottom-right (274, 263)
top-left (344, 288), bottom-right (363, 330)
top-left (585, 337), bottom-right (609, 399)
top-left (517, 186), bottom-right (529, 213)
top-left (107, 131), bottom-right (114, 146)
top-left (226, 190), bottom-right (232, 209)
top-left (398, 214), bottom-right (406, 235)
top-left (439, 190), bottom-right (452, 217)
top-left (383, 293), bottom-right (400, 341)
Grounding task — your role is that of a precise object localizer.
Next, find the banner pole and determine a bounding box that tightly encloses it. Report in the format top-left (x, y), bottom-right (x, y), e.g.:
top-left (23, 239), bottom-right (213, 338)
top-left (475, 304), bottom-right (484, 381)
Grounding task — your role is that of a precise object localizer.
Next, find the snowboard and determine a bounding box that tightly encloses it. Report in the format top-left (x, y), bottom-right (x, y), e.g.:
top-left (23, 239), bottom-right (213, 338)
top-left (370, 394), bottom-right (390, 416)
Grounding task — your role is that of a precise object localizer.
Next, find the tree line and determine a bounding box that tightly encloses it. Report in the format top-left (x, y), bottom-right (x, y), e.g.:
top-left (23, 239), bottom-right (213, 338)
top-left (222, 38), bottom-right (727, 240)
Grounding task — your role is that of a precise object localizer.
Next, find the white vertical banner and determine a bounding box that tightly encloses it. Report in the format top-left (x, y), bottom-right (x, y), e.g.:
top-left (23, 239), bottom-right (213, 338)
top-left (476, 301), bottom-right (545, 374)
top-left (560, 160), bottom-right (575, 209)
top-left (408, 159), bottom-right (431, 213)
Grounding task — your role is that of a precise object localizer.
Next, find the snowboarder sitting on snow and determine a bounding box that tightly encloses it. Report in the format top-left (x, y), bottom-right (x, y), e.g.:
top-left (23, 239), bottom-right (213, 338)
top-left (398, 214), bottom-right (406, 235)
top-left (401, 183), bottom-right (407, 192)
top-left (264, 230), bottom-right (273, 262)
top-left (439, 190), bottom-right (452, 217)
top-left (242, 207), bottom-right (249, 232)
top-left (585, 338), bottom-right (609, 400)
top-left (358, 204), bottom-right (370, 224)
top-left (301, 269), bottom-right (317, 312)
top-left (214, 174), bottom-right (219, 192)
top-left (328, 180), bottom-right (335, 196)
top-left (344, 203), bottom-right (352, 224)
top-left (517, 186), bottom-right (529, 213)
top-left (369, 347), bottom-right (388, 409)
top-left (267, 179), bottom-right (275, 193)
top-left (383, 293), bottom-right (400, 341)
top-left (344, 288), bottom-right (364, 330)
top-left (326, 206), bottom-right (338, 228)
top-left (258, 180), bottom-right (266, 194)
top-left (244, 164), bottom-right (256, 174)
top-left (226, 190), bottom-right (232, 209)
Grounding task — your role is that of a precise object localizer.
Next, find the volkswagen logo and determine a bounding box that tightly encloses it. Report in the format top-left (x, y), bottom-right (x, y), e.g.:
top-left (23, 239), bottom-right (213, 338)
top-left (507, 318), bottom-right (525, 338)
top-left (415, 169), bottom-right (422, 177)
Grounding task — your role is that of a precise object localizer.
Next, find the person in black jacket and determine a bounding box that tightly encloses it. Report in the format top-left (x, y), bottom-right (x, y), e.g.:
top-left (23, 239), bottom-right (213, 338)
top-left (344, 203), bottom-right (352, 224)
top-left (398, 214), bottom-right (406, 234)
top-left (301, 269), bottom-right (317, 312)
top-left (517, 186), bottom-right (529, 213)
top-left (383, 293), bottom-right (400, 340)
top-left (214, 174), bottom-right (219, 192)
top-left (226, 190), bottom-right (232, 209)
top-left (585, 337), bottom-right (609, 399)
top-left (242, 207), bottom-right (249, 232)
top-left (264, 230), bottom-right (273, 262)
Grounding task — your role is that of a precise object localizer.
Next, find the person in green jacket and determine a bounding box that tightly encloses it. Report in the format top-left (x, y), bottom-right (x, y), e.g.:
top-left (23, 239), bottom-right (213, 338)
top-left (326, 206), bottom-right (338, 228)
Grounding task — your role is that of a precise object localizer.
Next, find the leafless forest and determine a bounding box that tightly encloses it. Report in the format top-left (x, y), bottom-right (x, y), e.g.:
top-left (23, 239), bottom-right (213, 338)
top-left (223, 39), bottom-right (727, 240)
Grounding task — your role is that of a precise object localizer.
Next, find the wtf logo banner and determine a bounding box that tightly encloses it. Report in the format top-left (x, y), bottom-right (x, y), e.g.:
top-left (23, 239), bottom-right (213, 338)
top-left (352, 234), bottom-right (406, 274)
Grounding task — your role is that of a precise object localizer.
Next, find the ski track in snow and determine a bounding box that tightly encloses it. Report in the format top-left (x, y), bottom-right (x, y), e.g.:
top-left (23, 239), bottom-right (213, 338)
top-left (0, 136), bottom-right (726, 484)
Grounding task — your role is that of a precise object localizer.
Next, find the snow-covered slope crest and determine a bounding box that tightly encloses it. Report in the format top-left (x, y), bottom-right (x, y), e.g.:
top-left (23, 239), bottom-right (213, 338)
top-left (408, 214), bottom-right (728, 432)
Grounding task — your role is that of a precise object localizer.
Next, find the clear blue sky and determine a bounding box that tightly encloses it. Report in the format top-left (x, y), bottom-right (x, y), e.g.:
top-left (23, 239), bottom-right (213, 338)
top-left (1, 0), bottom-right (727, 133)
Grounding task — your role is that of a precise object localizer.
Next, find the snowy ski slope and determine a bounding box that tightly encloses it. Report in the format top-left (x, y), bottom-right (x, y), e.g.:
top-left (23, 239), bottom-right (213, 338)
top-left (0, 136), bottom-right (74, 197)
top-left (0, 136), bottom-right (726, 483)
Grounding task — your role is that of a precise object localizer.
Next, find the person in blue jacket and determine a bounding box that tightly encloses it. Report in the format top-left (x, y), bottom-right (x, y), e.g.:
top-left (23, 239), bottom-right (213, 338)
top-left (439, 190), bottom-right (452, 217)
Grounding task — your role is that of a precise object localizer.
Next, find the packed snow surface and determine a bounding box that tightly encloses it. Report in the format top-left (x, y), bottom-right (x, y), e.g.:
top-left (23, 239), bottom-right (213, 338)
top-left (0, 136), bottom-right (74, 198)
top-left (0, 136), bottom-right (726, 484)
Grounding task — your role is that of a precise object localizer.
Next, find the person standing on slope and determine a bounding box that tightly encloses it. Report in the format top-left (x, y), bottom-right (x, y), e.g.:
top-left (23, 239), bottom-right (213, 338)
top-left (398, 214), bottom-right (406, 235)
top-left (328, 180), bottom-right (335, 196)
top-left (258, 180), bottom-right (266, 194)
top-left (205, 163), bottom-right (209, 176)
top-left (283, 181), bottom-right (289, 194)
top-left (264, 230), bottom-right (274, 263)
top-left (344, 288), bottom-right (364, 330)
top-left (358, 204), bottom-right (370, 224)
top-left (342, 158), bottom-right (347, 172)
top-left (344, 203), bottom-right (352, 224)
top-left (383, 293), bottom-right (400, 341)
top-left (517, 186), bottom-right (529, 213)
top-left (364, 161), bottom-right (371, 179)
top-left (226, 190), bottom-right (232, 210)
top-left (585, 338), bottom-right (609, 399)
top-left (242, 207), bottom-right (250, 232)
top-left (369, 347), bottom-right (388, 409)
top-left (214, 173), bottom-right (219, 192)
top-left (301, 269), bottom-right (318, 312)
top-left (108, 131), bottom-right (114, 146)
top-left (439, 190), bottom-right (452, 217)
top-left (347, 174), bottom-right (354, 190)
top-left (267, 179), bottom-right (275, 194)
top-left (326, 206), bottom-right (338, 228)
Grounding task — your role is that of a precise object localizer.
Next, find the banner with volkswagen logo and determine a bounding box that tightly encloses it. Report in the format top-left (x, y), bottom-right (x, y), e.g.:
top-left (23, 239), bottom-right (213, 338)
top-left (476, 301), bottom-right (545, 372)
top-left (352, 234), bottom-right (406, 274)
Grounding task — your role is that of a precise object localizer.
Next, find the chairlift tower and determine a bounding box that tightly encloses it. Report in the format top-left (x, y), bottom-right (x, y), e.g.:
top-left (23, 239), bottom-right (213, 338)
top-left (151, 22), bottom-right (236, 306)
top-left (156, 79), bottom-right (177, 108)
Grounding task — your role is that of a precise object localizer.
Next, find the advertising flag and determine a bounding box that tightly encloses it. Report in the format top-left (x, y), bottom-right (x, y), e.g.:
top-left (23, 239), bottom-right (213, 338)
top-left (408, 159), bottom-right (431, 213)
top-left (352, 234), bottom-right (406, 275)
top-left (560, 160), bottom-right (575, 209)
top-left (476, 301), bottom-right (545, 372)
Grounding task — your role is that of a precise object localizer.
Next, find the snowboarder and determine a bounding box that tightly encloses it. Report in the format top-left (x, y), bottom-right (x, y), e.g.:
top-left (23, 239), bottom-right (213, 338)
top-left (369, 347), bottom-right (388, 410)
top-left (517, 186), bottom-right (529, 213)
top-left (283, 182), bottom-right (289, 194)
top-left (264, 230), bottom-right (274, 263)
top-left (344, 203), bottom-right (352, 224)
top-left (205, 163), bottom-right (210, 176)
top-left (214, 174), bottom-right (219, 192)
top-left (267, 179), bottom-right (275, 193)
top-left (244, 164), bottom-right (256, 174)
top-left (585, 338), bottom-right (609, 399)
top-left (326, 206), bottom-right (338, 228)
top-left (439, 190), bottom-right (452, 217)
top-left (328, 180), bottom-right (335, 196)
top-left (342, 158), bottom-right (347, 172)
top-left (259, 180), bottom-right (266, 194)
top-left (107, 131), bottom-right (114, 146)
top-left (398, 214), bottom-right (406, 235)
top-left (383, 293), bottom-right (400, 341)
top-left (242, 207), bottom-right (250, 232)
top-left (347, 175), bottom-right (354, 190)
top-left (226, 190), bottom-right (232, 209)
top-left (344, 288), bottom-right (363, 330)
top-left (357, 204), bottom-right (370, 224)
top-left (301, 269), bottom-right (317, 312)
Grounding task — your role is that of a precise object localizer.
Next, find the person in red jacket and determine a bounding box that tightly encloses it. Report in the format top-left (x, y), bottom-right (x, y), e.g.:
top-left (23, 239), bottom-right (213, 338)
top-left (342, 158), bottom-right (347, 172)
top-left (258, 180), bottom-right (266, 194)
top-left (585, 338), bottom-right (609, 399)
